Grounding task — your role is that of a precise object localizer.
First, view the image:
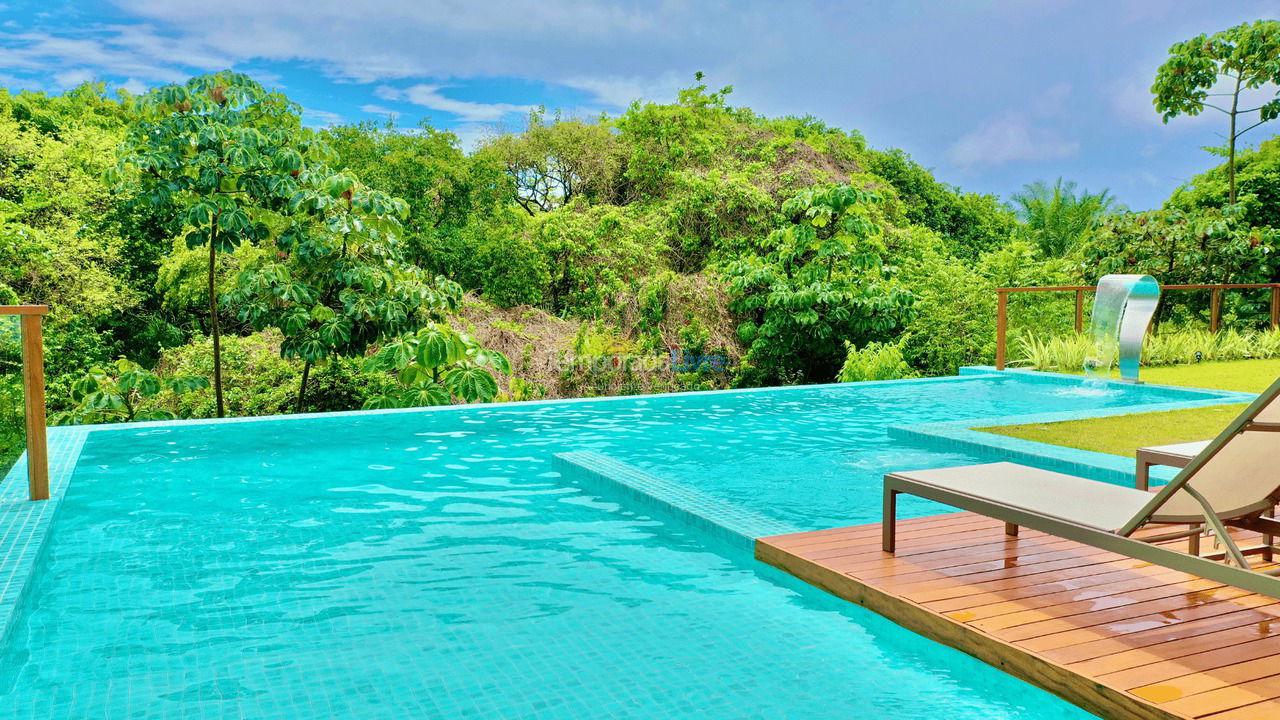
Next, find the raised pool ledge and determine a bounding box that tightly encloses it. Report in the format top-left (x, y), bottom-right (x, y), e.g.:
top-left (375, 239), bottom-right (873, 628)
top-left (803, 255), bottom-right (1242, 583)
top-left (0, 426), bottom-right (87, 648)
top-left (916, 367), bottom-right (1257, 487)
top-left (554, 451), bottom-right (800, 555)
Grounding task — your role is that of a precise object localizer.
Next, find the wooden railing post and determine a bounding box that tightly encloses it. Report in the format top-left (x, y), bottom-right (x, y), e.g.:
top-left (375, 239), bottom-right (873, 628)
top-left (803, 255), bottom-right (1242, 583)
top-left (996, 289), bottom-right (1008, 371)
top-left (20, 312), bottom-right (48, 501)
top-left (1210, 289), bottom-right (1223, 334)
top-left (1271, 285), bottom-right (1279, 330)
top-left (1074, 289), bottom-right (1084, 334)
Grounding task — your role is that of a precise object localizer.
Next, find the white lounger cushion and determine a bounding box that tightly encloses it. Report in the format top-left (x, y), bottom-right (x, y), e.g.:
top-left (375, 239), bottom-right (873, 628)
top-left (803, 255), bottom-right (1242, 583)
top-left (888, 462), bottom-right (1155, 533)
top-left (1156, 431), bottom-right (1280, 522)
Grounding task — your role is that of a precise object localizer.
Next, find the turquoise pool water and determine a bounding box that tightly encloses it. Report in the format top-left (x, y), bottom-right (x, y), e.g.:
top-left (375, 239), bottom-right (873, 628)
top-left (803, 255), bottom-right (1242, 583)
top-left (0, 373), bottom-right (1233, 718)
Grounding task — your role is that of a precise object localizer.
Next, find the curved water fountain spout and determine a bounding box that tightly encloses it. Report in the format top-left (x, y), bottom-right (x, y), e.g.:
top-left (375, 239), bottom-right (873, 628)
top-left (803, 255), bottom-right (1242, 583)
top-left (1086, 274), bottom-right (1161, 383)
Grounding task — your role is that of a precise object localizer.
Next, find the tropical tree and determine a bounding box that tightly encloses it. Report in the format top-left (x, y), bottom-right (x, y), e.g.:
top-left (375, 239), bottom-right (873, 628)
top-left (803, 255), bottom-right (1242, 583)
top-left (1011, 178), bottom-right (1119, 257)
top-left (112, 71), bottom-right (329, 417)
top-left (725, 184), bottom-right (914, 384)
top-left (1153, 19), bottom-right (1280, 203)
top-left (225, 171), bottom-right (461, 411)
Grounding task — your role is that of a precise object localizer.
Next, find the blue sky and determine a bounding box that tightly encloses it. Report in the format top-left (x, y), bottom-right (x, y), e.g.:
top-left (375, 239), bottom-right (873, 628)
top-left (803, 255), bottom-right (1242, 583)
top-left (2, 0), bottom-right (1279, 209)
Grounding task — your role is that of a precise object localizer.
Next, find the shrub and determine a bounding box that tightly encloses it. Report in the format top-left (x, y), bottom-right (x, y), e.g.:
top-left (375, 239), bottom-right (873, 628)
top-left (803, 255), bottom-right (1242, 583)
top-left (838, 341), bottom-right (918, 382)
top-left (1014, 327), bottom-right (1280, 371)
top-left (147, 330), bottom-right (392, 418)
top-left (898, 252), bottom-right (995, 375)
top-left (1015, 333), bottom-right (1093, 372)
top-left (51, 358), bottom-right (208, 424)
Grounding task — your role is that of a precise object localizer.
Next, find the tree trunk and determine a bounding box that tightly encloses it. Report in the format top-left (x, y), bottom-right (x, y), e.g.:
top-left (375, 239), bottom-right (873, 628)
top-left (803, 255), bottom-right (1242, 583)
top-left (1229, 75), bottom-right (1242, 205)
top-left (208, 226), bottom-right (225, 418)
top-left (297, 360), bottom-right (311, 414)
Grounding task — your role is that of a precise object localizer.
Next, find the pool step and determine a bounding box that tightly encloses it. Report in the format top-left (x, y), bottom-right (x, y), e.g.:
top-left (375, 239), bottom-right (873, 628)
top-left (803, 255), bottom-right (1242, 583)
top-left (553, 451), bottom-right (799, 554)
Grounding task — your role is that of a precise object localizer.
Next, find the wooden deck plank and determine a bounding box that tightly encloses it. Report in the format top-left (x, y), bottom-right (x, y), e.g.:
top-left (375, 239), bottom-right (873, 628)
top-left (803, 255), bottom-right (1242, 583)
top-left (1098, 637), bottom-right (1280, 690)
top-left (1162, 673), bottom-right (1280, 717)
top-left (757, 512), bottom-right (1280, 720)
top-left (1203, 699), bottom-right (1280, 719)
top-left (990, 586), bottom-right (1257, 641)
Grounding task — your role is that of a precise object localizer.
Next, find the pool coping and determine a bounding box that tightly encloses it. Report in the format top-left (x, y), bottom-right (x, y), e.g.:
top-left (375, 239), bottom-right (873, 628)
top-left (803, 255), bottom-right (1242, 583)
top-left (0, 425), bottom-right (86, 648)
top-left (0, 368), bottom-right (1251, 663)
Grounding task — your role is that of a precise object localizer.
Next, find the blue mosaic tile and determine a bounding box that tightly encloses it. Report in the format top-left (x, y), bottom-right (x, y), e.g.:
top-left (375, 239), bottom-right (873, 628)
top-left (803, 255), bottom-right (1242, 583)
top-left (0, 426), bottom-right (87, 648)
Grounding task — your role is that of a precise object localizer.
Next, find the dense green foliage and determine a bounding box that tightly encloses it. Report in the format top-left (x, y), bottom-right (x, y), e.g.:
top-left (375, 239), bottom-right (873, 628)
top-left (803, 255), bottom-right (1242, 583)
top-left (726, 185), bottom-right (912, 383)
top-left (5, 42), bottom-right (1280, 476)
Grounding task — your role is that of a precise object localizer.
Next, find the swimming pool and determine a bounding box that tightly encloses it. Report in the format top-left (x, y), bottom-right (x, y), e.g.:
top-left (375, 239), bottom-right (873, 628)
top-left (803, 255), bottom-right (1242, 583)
top-left (0, 371), bottom-right (1245, 718)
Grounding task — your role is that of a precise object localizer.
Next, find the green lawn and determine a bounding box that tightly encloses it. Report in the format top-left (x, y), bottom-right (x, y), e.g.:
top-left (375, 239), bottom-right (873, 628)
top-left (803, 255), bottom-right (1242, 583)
top-left (980, 358), bottom-right (1280, 457)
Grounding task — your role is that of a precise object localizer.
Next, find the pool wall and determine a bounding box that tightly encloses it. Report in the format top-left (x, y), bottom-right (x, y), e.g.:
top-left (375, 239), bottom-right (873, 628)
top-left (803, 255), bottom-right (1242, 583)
top-left (897, 366), bottom-right (1255, 486)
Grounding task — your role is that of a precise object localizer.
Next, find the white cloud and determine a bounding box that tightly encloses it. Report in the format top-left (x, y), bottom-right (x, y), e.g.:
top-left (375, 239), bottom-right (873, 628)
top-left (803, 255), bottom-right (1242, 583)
top-left (398, 84), bottom-right (532, 122)
top-left (360, 104), bottom-right (398, 118)
top-left (303, 108), bottom-right (343, 127)
top-left (947, 84), bottom-right (1081, 168)
top-left (561, 73), bottom-right (684, 108)
top-left (0, 26), bottom-right (229, 85)
top-left (947, 112), bottom-right (1080, 167)
top-left (120, 77), bottom-right (149, 94)
top-left (108, 0), bottom-right (671, 81)
top-left (52, 68), bottom-right (95, 88)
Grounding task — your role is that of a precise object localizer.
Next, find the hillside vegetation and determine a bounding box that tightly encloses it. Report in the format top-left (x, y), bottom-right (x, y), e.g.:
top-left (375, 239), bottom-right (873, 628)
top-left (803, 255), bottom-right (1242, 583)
top-left (2, 68), bottom-right (1280, 444)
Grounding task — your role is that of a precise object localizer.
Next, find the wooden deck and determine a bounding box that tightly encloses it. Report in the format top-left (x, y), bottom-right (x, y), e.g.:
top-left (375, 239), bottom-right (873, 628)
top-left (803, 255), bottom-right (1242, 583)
top-left (757, 513), bottom-right (1280, 720)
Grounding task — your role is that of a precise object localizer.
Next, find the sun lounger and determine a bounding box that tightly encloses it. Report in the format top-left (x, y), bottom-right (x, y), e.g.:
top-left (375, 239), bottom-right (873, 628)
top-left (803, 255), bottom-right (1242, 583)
top-left (883, 377), bottom-right (1280, 598)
